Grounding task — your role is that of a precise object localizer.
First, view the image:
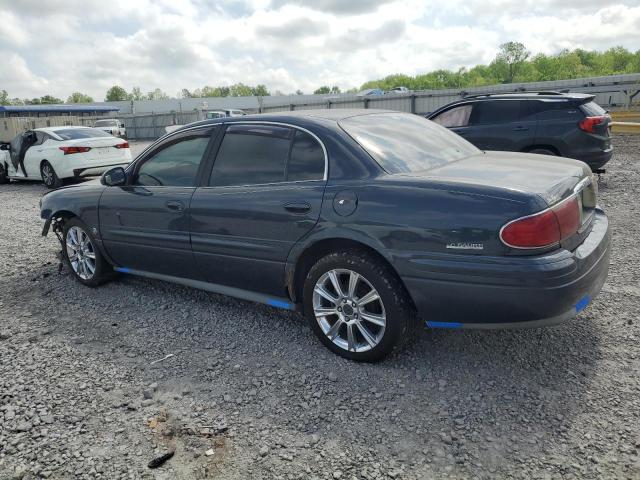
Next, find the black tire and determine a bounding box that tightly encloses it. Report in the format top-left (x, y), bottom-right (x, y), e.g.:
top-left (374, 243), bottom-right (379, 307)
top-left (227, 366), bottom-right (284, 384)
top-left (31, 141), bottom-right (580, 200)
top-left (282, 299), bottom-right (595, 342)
top-left (303, 249), bottom-right (419, 362)
top-left (0, 163), bottom-right (8, 184)
top-left (41, 161), bottom-right (63, 189)
top-left (62, 218), bottom-right (114, 287)
top-left (528, 148), bottom-right (557, 156)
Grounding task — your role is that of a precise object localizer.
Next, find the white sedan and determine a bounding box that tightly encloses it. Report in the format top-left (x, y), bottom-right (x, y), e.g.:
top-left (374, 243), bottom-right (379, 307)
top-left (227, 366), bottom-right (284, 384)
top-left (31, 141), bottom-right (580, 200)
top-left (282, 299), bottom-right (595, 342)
top-left (0, 126), bottom-right (132, 188)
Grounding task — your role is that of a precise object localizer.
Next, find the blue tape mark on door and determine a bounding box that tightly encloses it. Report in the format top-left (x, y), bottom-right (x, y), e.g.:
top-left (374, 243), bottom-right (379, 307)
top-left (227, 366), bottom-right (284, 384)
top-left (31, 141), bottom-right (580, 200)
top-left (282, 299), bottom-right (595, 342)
top-left (575, 295), bottom-right (591, 312)
top-left (426, 321), bottom-right (463, 329)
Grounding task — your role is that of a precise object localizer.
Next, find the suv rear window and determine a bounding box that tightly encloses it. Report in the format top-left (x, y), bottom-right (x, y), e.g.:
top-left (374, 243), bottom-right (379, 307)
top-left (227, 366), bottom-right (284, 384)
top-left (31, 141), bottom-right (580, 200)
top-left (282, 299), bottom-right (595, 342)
top-left (581, 101), bottom-right (607, 116)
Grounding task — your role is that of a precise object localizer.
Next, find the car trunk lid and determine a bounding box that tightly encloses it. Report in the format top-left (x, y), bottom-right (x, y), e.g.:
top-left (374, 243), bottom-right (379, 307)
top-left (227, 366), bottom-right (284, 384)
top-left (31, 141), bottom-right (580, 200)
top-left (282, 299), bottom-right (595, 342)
top-left (61, 137), bottom-right (128, 161)
top-left (405, 151), bottom-right (598, 249)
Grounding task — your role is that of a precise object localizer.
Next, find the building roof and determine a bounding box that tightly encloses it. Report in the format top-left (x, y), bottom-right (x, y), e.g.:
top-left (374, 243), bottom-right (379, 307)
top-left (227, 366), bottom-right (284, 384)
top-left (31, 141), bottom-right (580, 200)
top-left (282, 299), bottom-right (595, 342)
top-left (0, 104), bottom-right (119, 113)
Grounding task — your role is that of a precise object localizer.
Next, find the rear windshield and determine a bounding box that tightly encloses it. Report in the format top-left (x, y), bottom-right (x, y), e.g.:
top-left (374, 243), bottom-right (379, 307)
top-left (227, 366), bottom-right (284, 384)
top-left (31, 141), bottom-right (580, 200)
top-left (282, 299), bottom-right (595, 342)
top-left (94, 120), bottom-right (119, 127)
top-left (339, 112), bottom-right (479, 174)
top-left (54, 128), bottom-right (113, 140)
top-left (580, 101), bottom-right (607, 116)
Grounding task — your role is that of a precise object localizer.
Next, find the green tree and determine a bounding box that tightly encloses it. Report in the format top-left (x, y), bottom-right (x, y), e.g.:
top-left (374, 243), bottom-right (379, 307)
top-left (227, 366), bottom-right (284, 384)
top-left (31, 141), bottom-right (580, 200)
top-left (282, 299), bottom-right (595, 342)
top-left (105, 85), bottom-right (129, 101)
top-left (229, 83), bottom-right (253, 97)
top-left (0, 89), bottom-right (9, 105)
top-left (129, 86), bottom-right (145, 101)
top-left (295, 89), bottom-right (304, 95)
top-left (495, 41), bottom-right (531, 83)
top-left (314, 86), bottom-right (331, 94)
top-left (330, 86), bottom-right (341, 94)
top-left (180, 89), bottom-right (192, 98)
top-left (67, 92), bottom-right (94, 103)
top-left (146, 88), bottom-right (169, 100)
top-left (253, 84), bottom-right (270, 96)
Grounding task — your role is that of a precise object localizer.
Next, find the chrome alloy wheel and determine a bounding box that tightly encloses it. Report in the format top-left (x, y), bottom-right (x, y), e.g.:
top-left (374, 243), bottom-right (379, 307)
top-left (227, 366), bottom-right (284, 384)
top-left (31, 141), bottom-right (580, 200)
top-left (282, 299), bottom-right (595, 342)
top-left (312, 269), bottom-right (386, 353)
top-left (41, 164), bottom-right (54, 186)
top-left (66, 226), bottom-right (96, 280)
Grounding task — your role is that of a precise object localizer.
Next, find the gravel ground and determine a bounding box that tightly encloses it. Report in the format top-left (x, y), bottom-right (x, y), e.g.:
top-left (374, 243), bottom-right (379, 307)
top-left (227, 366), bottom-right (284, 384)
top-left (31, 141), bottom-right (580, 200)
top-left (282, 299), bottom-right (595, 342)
top-left (0, 137), bottom-right (639, 480)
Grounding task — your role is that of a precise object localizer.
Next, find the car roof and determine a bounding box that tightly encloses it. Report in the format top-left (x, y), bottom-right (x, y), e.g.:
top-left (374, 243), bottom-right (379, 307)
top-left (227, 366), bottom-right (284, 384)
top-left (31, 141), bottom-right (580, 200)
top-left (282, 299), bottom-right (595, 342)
top-left (460, 91), bottom-right (593, 101)
top-left (177, 109), bottom-right (402, 132)
top-left (34, 126), bottom-right (95, 133)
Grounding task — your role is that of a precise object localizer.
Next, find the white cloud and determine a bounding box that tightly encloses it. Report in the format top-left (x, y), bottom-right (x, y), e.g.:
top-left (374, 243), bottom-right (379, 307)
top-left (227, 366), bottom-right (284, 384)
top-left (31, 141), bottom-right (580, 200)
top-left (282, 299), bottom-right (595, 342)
top-left (0, 0), bottom-right (638, 100)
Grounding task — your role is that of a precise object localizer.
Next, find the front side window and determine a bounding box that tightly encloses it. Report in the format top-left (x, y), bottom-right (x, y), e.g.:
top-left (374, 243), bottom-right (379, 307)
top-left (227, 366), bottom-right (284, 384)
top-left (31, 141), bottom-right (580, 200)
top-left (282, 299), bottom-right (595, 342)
top-left (432, 104), bottom-right (473, 128)
top-left (135, 135), bottom-right (211, 187)
top-left (339, 112), bottom-right (479, 174)
top-left (209, 125), bottom-right (291, 186)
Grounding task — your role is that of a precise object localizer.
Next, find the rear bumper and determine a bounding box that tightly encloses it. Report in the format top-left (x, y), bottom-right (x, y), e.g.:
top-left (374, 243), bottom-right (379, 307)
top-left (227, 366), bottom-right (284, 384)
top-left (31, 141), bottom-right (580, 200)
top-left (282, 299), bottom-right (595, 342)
top-left (400, 210), bottom-right (610, 328)
top-left (576, 147), bottom-right (613, 171)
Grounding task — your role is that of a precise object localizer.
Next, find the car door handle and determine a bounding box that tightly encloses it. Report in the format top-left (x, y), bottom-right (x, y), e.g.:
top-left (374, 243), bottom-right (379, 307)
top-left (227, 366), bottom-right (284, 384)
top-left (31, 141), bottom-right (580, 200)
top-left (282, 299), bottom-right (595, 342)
top-left (165, 200), bottom-right (185, 212)
top-left (512, 126), bottom-right (528, 131)
top-left (283, 202), bottom-right (311, 214)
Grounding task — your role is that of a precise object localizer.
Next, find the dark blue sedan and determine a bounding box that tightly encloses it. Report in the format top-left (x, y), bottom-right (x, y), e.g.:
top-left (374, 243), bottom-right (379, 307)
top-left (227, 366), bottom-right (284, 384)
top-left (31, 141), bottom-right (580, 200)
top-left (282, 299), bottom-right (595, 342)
top-left (40, 110), bottom-right (610, 361)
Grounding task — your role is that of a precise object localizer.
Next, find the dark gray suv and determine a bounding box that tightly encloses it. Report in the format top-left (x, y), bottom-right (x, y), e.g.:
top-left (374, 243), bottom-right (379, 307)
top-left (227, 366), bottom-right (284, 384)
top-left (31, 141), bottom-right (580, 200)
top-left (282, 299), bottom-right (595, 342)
top-left (427, 92), bottom-right (613, 171)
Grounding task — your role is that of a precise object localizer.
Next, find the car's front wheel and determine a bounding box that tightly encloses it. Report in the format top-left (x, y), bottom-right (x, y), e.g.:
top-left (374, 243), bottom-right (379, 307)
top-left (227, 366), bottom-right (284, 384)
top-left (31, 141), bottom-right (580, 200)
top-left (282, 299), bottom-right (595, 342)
top-left (0, 163), bottom-right (9, 184)
top-left (41, 161), bottom-right (63, 189)
top-left (62, 218), bottom-right (113, 287)
top-left (303, 250), bottom-right (418, 362)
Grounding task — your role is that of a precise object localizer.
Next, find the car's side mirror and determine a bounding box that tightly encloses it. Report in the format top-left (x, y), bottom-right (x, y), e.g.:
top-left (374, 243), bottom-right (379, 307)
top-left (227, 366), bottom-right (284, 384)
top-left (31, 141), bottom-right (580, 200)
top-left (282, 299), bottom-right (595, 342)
top-left (102, 167), bottom-right (127, 186)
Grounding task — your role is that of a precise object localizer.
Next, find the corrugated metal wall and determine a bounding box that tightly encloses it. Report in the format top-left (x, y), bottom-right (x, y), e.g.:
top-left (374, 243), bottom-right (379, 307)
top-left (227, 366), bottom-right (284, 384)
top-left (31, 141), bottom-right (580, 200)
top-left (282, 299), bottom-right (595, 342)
top-left (98, 73), bottom-right (640, 118)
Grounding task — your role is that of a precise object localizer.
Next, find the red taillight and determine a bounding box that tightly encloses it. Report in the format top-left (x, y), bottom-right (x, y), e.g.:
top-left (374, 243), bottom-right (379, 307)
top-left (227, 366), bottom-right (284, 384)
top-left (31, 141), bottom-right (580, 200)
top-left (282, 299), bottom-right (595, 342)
top-left (59, 146), bottom-right (91, 155)
top-left (114, 142), bottom-right (129, 149)
top-left (500, 196), bottom-right (581, 249)
top-left (578, 115), bottom-right (605, 133)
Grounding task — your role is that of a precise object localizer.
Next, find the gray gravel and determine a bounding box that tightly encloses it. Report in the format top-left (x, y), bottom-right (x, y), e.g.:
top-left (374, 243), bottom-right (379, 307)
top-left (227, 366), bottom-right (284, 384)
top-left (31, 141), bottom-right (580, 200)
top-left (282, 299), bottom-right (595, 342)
top-left (0, 137), bottom-right (639, 479)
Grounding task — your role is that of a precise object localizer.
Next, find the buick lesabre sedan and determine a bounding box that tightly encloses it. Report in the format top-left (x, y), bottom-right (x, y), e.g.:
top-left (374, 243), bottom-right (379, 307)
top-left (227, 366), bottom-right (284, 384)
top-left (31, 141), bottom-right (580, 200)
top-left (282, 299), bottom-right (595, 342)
top-left (39, 110), bottom-right (610, 361)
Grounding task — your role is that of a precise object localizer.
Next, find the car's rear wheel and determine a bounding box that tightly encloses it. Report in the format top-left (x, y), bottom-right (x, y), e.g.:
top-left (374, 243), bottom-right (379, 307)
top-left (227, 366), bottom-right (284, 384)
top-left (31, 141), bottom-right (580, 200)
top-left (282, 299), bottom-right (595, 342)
top-left (41, 161), bottom-right (63, 189)
top-left (62, 218), bottom-right (113, 287)
top-left (303, 250), bottom-right (418, 362)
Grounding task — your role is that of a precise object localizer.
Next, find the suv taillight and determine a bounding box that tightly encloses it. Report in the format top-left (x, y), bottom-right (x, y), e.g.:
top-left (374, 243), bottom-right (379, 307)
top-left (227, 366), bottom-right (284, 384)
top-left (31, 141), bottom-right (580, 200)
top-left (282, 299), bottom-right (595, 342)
top-left (500, 196), bottom-right (581, 249)
top-left (578, 115), bottom-right (606, 133)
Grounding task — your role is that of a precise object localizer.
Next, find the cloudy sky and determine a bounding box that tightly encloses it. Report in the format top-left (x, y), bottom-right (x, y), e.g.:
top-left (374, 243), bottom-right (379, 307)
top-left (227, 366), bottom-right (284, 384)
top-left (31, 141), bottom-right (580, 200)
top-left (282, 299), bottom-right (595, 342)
top-left (0, 0), bottom-right (639, 100)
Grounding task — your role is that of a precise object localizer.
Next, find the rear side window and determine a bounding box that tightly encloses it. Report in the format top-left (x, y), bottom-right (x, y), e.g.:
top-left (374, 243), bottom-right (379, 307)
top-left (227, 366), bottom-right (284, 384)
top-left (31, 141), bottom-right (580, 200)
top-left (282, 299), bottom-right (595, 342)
top-left (287, 131), bottom-right (325, 181)
top-left (469, 100), bottom-right (522, 125)
top-left (431, 104), bottom-right (472, 128)
top-left (581, 101), bottom-right (607, 116)
top-left (209, 126), bottom-right (291, 186)
top-left (135, 135), bottom-right (211, 187)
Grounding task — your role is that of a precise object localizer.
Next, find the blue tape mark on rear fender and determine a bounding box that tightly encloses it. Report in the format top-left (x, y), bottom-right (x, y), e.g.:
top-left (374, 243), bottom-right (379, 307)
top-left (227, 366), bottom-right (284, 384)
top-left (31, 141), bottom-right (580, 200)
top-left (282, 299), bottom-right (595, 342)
top-left (115, 267), bottom-right (131, 273)
top-left (267, 299), bottom-right (294, 310)
top-left (575, 295), bottom-right (591, 313)
top-left (426, 321), bottom-right (463, 329)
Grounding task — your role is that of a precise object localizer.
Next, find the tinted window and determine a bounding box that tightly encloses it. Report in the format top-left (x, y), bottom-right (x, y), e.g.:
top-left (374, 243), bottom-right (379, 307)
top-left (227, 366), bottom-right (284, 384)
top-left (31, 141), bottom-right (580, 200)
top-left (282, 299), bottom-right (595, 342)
top-left (470, 100), bottom-right (522, 125)
top-left (209, 126), bottom-right (291, 186)
top-left (339, 113), bottom-right (479, 174)
top-left (287, 131), bottom-right (325, 181)
top-left (54, 128), bottom-right (112, 140)
top-left (581, 101), bottom-right (607, 116)
top-left (95, 120), bottom-right (119, 127)
top-left (432, 104), bottom-right (472, 127)
top-left (135, 135), bottom-right (210, 187)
